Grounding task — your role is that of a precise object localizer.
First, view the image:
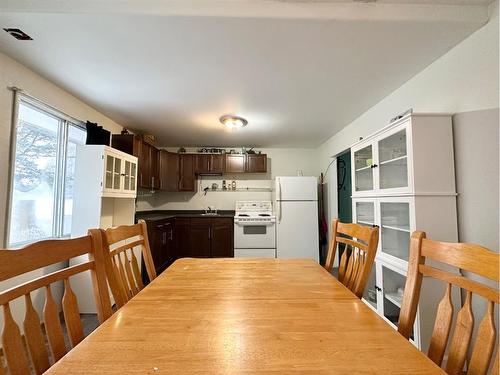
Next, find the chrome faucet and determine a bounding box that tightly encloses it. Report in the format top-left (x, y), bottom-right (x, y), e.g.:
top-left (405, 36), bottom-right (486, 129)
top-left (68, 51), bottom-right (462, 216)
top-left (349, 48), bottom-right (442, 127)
top-left (205, 206), bottom-right (218, 215)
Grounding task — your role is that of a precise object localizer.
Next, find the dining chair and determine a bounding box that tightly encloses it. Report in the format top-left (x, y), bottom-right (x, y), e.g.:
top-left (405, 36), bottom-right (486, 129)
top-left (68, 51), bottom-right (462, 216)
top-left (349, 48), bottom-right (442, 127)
top-left (0, 230), bottom-right (112, 374)
top-left (324, 219), bottom-right (379, 298)
top-left (398, 231), bottom-right (499, 375)
top-left (101, 219), bottom-right (157, 309)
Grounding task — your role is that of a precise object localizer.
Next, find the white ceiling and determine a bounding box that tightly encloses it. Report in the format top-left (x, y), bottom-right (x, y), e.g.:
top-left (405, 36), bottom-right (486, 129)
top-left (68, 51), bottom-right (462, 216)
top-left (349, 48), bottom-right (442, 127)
top-left (0, 1), bottom-right (492, 147)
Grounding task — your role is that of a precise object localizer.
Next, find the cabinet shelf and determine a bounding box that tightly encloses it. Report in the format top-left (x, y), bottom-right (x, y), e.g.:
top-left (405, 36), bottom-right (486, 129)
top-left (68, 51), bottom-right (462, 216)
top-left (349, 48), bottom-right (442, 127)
top-left (381, 224), bottom-right (410, 233)
top-left (380, 155), bottom-right (407, 166)
top-left (355, 165), bottom-right (372, 172)
top-left (357, 220), bottom-right (374, 226)
top-left (385, 292), bottom-right (403, 308)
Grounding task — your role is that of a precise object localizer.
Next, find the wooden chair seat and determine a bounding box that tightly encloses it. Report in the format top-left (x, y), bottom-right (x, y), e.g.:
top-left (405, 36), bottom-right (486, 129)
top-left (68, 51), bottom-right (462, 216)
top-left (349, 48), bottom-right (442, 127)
top-left (0, 231), bottom-right (112, 374)
top-left (101, 219), bottom-right (157, 309)
top-left (324, 219), bottom-right (379, 298)
top-left (398, 231), bottom-right (499, 375)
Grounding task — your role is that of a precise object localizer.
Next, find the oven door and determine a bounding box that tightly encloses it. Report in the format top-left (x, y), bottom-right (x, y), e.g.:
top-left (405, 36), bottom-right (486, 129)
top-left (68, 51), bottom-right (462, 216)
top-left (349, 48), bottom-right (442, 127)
top-left (234, 221), bottom-right (276, 249)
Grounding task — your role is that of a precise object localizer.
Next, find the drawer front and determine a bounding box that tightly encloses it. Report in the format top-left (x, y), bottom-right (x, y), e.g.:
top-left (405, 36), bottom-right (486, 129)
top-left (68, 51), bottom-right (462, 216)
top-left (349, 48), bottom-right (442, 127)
top-left (211, 217), bottom-right (233, 226)
top-left (175, 218), bottom-right (190, 226)
top-left (191, 217), bottom-right (211, 226)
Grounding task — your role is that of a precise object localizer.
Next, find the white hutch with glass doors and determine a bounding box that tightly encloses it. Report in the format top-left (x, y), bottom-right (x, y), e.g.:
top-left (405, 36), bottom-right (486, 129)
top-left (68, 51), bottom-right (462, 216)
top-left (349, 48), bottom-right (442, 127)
top-left (70, 145), bottom-right (139, 313)
top-left (350, 113), bottom-right (459, 351)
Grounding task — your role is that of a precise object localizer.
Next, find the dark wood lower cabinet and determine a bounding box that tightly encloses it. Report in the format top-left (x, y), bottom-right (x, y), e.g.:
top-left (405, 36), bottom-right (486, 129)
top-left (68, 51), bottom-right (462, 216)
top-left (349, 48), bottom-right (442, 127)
top-left (189, 222), bottom-right (211, 257)
top-left (142, 218), bottom-right (175, 284)
top-left (211, 220), bottom-right (234, 257)
top-left (142, 216), bottom-right (233, 281)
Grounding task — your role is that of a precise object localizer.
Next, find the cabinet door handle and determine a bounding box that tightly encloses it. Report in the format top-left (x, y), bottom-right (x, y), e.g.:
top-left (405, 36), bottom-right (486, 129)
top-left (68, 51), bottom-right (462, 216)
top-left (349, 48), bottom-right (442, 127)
top-left (208, 227), bottom-right (211, 240)
top-left (375, 286), bottom-right (382, 292)
top-left (370, 164), bottom-right (378, 169)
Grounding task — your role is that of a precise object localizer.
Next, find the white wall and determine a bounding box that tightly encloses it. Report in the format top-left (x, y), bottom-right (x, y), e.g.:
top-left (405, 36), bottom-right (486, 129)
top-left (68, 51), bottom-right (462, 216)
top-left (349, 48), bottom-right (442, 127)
top-left (136, 148), bottom-right (319, 211)
top-left (0, 52), bottom-right (124, 330)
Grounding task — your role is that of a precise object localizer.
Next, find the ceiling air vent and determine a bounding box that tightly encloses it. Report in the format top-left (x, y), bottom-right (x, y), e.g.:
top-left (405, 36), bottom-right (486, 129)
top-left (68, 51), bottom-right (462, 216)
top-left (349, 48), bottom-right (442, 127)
top-left (3, 28), bottom-right (33, 40)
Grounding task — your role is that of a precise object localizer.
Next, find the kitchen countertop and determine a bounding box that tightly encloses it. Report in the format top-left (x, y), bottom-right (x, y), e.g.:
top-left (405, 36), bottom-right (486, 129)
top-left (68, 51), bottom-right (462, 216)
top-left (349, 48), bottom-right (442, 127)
top-left (136, 210), bottom-right (235, 222)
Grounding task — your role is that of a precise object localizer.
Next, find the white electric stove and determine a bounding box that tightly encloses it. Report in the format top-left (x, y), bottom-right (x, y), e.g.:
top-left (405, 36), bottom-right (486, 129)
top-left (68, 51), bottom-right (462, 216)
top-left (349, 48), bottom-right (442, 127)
top-left (234, 201), bottom-right (276, 258)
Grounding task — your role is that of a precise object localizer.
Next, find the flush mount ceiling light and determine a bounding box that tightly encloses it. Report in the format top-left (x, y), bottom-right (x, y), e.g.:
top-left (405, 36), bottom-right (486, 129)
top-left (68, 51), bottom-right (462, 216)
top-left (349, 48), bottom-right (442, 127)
top-left (3, 28), bottom-right (33, 40)
top-left (220, 115), bottom-right (248, 129)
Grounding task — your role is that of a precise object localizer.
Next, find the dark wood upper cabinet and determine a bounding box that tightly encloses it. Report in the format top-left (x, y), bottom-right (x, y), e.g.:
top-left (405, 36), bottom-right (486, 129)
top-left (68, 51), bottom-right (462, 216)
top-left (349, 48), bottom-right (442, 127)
top-left (150, 146), bottom-right (160, 190)
top-left (210, 218), bottom-right (234, 257)
top-left (195, 154), bottom-right (225, 174)
top-left (225, 154), bottom-right (246, 173)
top-left (210, 155), bottom-right (225, 173)
top-left (194, 154), bottom-right (210, 174)
top-left (112, 134), bottom-right (160, 189)
top-left (159, 150), bottom-right (179, 192)
top-left (246, 154), bottom-right (267, 173)
top-left (179, 154), bottom-right (195, 191)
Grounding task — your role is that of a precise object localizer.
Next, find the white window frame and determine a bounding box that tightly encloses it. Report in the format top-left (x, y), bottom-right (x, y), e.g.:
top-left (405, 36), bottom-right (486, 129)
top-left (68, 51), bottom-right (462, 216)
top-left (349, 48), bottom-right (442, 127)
top-left (5, 92), bottom-right (86, 248)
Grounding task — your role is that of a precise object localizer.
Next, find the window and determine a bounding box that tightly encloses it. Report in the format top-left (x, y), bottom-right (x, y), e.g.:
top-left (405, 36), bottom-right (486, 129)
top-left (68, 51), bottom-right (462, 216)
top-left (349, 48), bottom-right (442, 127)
top-left (7, 97), bottom-right (86, 248)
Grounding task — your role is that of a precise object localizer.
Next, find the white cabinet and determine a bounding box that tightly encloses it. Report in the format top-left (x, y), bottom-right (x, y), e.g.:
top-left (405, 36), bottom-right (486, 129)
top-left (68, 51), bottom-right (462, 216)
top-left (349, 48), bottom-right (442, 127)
top-left (103, 151), bottom-right (137, 196)
top-left (352, 115), bottom-right (455, 197)
top-left (351, 113), bottom-right (459, 352)
top-left (77, 145), bottom-right (138, 198)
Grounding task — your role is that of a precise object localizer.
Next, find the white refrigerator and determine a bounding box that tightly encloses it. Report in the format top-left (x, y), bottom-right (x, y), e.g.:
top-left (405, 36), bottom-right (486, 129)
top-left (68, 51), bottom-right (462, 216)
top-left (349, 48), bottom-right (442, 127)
top-left (275, 176), bottom-right (319, 262)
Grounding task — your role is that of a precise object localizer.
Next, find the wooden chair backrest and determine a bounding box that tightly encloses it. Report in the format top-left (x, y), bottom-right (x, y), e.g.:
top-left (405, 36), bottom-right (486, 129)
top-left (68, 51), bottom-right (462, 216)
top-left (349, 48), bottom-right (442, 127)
top-left (101, 219), bottom-right (156, 308)
top-left (398, 231), bottom-right (499, 375)
top-left (324, 219), bottom-right (379, 298)
top-left (0, 231), bottom-right (112, 374)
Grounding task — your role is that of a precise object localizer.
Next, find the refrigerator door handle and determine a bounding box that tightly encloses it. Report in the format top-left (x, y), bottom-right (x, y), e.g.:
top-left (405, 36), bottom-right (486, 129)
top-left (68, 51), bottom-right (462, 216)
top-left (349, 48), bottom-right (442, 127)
top-left (277, 178), bottom-right (282, 223)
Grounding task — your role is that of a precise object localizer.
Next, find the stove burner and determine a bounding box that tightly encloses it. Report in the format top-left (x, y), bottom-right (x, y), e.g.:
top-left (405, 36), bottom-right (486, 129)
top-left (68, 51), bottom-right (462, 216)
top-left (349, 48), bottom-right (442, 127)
top-left (258, 214), bottom-right (270, 217)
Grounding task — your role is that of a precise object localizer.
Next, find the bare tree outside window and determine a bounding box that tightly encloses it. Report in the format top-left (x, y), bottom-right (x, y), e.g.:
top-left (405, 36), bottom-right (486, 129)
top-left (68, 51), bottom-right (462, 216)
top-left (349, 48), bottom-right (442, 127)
top-left (7, 100), bottom-right (86, 247)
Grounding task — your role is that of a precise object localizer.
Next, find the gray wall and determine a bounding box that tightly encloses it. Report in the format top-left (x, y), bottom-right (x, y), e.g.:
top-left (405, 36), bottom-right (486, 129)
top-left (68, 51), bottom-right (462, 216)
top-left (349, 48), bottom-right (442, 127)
top-left (453, 108), bottom-right (499, 251)
top-left (452, 108), bottom-right (499, 361)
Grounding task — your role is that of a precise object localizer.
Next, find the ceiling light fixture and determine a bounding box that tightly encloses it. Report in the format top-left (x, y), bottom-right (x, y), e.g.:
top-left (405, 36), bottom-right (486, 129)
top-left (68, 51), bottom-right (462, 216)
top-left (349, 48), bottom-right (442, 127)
top-left (220, 115), bottom-right (248, 129)
top-left (3, 28), bottom-right (33, 40)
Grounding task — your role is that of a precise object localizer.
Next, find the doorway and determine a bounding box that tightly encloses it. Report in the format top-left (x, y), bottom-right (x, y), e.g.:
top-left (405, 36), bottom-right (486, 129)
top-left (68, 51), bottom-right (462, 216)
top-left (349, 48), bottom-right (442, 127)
top-left (336, 150), bottom-right (352, 262)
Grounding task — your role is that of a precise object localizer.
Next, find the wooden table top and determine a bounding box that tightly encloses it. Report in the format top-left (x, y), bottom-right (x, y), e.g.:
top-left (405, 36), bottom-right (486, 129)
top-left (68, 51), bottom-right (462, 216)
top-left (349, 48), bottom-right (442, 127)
top-left (47, 258), bottom-right (443, 374)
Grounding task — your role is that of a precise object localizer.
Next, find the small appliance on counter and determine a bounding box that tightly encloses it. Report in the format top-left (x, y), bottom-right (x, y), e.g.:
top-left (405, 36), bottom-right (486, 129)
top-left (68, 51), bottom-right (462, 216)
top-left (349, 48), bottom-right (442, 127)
top-left (234, 201), bottom-right (276, 258)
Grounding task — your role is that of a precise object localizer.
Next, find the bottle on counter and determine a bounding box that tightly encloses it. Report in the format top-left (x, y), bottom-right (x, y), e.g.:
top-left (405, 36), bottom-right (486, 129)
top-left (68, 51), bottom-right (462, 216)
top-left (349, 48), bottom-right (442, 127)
top-left (222, 180), bottom-right (227, 190)
top-left (231, 180), bottom-right (237, 190)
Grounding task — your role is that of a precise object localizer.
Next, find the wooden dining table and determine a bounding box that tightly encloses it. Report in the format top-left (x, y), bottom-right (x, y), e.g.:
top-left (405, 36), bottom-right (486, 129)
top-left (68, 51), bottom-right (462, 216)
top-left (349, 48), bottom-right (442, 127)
top-left (47, 258), bottom-right (443, 374)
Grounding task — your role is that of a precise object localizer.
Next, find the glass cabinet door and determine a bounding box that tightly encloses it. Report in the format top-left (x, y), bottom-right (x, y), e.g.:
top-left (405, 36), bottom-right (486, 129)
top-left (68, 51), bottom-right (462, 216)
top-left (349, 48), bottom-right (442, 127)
top-left (130, 162), bottom-right (137, 192)
top-left (362, 264), bottom-right (378, 311)
top-left (354, 145), bottom-right (374, 192)
top-left (378, 128), bottom-right (409, 190)
top-left (382, 266), bottom-right (405, 325)
top-left (380, 201), bottom-right (411, 262)
top-left (113, 157), bottom-right (122, 190)
top-left (105, 155), bottom-right (114, 189)
top-left (355, 201), bottom-right (375, 227)
top-left (124, 161), bottom-right (131, 190)
top-left (381, 265), bottom-right (414, 340)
